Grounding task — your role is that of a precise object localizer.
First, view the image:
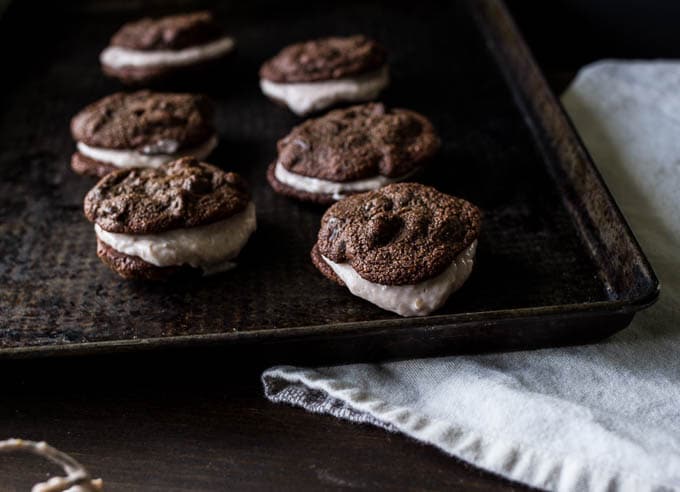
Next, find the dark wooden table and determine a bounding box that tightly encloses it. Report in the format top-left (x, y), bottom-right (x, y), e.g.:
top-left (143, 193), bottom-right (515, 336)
top-left (2, 2), bottom-right (671, 490)
top-left (0, 352), bottom-right (536, 491)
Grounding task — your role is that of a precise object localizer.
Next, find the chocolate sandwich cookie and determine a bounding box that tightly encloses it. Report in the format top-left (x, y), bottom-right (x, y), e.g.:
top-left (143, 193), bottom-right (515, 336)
top-left (311, 183), bottom-right (481, 316)
top-left (84, 157), bottom-right (256, 280)
top-left (259, 35), bottom-right (389, 115)
top-left (268, 103), bottom-right (440, 204)
top-left (70, 91), bottom-right (218, 178)
top-left (100, 11), bottom-right (235, 85)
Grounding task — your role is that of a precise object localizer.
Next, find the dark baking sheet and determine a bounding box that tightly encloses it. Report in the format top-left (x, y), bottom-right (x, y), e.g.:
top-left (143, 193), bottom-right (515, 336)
top-left (0, 0), bottom-right (658, 361)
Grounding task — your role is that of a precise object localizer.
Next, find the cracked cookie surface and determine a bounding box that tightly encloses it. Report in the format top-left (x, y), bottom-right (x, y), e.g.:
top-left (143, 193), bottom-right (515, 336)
top-left (314, 183), bottom-right (481, 285)
top-left (84, 157), bottom-right (250, 234)
top-left (110, 11), bottom-right (224, 51)
top-left (276, 103), bottom-right (440, 181)
top-left (260, 35), bottom-right (387, 83)
top-left (71, 91), bottom-right (215, 151)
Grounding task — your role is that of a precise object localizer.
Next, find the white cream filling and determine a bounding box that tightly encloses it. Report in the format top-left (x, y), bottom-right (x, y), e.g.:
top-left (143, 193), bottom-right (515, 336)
top-left (100, 36), bottom-right (235, 69)
top-left (275, 161), bottom-right (418, 200)
top-left (95, 202), bottom-right (256, 275)
top-left (322, 240), bottom-right (477, 317)
top-left (260, 65), bottom-right (389, 115)
top-left (77, 134), bottom-right (218, 169)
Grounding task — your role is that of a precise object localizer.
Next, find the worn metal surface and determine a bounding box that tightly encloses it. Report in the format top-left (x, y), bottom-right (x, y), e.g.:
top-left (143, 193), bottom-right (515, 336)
top-left (0, 0), bottom-right (658, 360)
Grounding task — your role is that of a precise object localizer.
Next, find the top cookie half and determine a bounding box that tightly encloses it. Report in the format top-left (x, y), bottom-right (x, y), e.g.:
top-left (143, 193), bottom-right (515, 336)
top-left (84, 157), bottom-right (250, 234)
top-left (71, 91), bottom-right (215, 152)
top-left (316, 183), bottom-right (481, 285)
top-left (278, 103), bottom-right (439, 181)
top-left (110, 11), bottom-right (225, 51)
top-left (259, 35), bottom-right (387, 83)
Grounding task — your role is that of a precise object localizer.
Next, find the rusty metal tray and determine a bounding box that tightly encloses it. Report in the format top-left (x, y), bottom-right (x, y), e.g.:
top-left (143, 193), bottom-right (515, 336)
top-left (0, 0), bottom-right (659, 361)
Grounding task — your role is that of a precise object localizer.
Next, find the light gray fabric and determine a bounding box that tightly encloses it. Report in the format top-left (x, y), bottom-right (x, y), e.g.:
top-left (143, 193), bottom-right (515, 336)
top-left (262, 61), bottom-right (680, 492)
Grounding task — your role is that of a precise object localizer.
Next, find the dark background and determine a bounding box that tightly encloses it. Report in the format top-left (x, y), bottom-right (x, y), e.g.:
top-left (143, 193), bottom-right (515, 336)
top-left (508, 0), bottom-right (680, 91)
top-left (0, 1), bottom-right (673, 491)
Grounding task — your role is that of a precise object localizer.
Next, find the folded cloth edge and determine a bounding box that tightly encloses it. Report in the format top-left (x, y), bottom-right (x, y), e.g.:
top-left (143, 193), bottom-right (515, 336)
top-left (262, 366), bottom-right (665, 492)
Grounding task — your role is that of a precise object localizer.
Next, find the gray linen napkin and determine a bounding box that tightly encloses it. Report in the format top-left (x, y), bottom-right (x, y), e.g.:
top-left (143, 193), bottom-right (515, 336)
top-left (262, 61), bottom-right (680, 492)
